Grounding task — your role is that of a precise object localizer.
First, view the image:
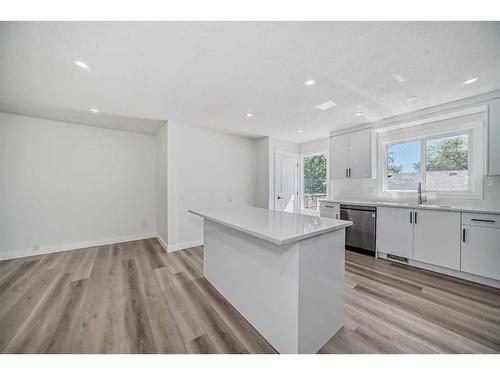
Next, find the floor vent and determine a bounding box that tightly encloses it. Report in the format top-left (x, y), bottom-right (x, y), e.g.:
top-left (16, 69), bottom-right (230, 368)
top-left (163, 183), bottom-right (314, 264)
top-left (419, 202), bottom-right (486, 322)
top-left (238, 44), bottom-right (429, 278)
top-left (387, 254), bottom-right (409, 263)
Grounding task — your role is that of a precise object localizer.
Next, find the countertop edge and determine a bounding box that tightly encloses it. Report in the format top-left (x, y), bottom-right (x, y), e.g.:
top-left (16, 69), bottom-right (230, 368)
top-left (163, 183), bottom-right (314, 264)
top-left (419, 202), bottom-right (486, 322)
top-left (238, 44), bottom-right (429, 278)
top-left (188, 209), bottom-right (352, 245)
top-left (319, 199), bottom-right (500, 215)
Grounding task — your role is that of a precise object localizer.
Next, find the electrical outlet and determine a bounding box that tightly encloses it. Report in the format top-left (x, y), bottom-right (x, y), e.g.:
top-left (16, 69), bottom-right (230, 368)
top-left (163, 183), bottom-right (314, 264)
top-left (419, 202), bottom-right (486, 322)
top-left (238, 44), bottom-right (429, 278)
top-left (32, 244), bottom-right (40, 252)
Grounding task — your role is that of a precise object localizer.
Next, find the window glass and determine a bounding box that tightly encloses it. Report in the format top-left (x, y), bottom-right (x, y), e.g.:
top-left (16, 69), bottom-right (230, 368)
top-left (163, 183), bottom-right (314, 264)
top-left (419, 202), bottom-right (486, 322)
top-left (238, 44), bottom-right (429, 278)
top-left (303, 153), bottom-right (327, 210)
top-left (425, 134), bottom-right (469, 191)
top-left (386, 141), bottom-right (421, 191)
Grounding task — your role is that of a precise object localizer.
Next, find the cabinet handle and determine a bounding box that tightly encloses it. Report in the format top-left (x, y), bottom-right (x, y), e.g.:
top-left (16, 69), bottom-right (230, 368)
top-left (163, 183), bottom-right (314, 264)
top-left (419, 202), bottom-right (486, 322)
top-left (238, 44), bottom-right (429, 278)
top-left (463, 228), bottom-right (466, 243)
top-left (345, 169), bottom-right (348, 178)
top-left (325, 205), bottom-right (334, 208)
top-left (414, 211), bottom-right (418, 224)
top-left (470, 218), bottom-right (495, 223)
top-left (409, 211), bottom-right (412, 224)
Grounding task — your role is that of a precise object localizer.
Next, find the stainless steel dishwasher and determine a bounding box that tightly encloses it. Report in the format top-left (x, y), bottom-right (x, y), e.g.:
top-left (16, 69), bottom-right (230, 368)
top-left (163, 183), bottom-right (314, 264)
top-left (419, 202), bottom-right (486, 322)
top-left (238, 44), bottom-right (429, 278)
top-left (340, 204), bottom-right (376, 254)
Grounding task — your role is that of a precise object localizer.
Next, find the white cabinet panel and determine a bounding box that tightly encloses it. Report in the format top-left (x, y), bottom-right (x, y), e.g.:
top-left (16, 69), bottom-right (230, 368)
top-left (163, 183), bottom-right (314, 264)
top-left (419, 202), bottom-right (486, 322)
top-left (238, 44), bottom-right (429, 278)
top-left (413, 210), bottom-right (461, 270)
top-left (319, 202), bottom-right (340, 219)
top-left (348, 128), bottom-right (373, 179)
top-left (330, 134), bottom-right (349, 179)
top-left (377, 206), bottom-right (413, 258)
top-left (488, 98), bottom-right (500, 175)
top-left (461, 225), bottom-right (500, 280)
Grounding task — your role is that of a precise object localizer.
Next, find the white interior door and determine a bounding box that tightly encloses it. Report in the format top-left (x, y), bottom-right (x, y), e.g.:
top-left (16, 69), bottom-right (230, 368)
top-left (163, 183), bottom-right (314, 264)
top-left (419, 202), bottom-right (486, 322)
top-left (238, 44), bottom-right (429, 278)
top-left (275, 152), bottom-right (298, 212)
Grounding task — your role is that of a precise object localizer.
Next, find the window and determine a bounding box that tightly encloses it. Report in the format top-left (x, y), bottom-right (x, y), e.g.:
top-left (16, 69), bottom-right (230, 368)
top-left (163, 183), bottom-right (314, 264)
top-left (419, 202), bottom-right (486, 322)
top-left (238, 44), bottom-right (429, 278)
top-left (378, 110), bottom-right (485, 199)
top-left (301, 152), bottom-right (328, 211)
top-left (387, 141), bottom-right (421, 191)
top-left (425, 133), bottom-right (469, 191)
top-left (385, 131), bottom-right (471, 192)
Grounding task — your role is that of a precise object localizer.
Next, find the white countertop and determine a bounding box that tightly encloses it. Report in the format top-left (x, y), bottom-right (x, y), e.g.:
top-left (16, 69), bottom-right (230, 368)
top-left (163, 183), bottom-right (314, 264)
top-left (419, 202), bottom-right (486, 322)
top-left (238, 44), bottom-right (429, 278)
top-left (319, 199), bottom-right (500, 215)
top-left (189, 206), bottom-right (352, 245)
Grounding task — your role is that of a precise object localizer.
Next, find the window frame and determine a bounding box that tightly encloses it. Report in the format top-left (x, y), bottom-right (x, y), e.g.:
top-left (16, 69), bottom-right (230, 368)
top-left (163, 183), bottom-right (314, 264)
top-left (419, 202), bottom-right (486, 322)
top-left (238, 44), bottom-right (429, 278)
top-left (377, 111), bottom-right (485, 200)
top-left (299, 150), bottom-right (329, 214)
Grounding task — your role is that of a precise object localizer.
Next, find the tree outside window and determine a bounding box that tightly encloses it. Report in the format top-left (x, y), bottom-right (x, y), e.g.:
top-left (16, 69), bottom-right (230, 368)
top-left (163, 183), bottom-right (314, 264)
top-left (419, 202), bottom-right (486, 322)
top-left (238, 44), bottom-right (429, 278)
top-left (303, 153), bottom-right (327, 210)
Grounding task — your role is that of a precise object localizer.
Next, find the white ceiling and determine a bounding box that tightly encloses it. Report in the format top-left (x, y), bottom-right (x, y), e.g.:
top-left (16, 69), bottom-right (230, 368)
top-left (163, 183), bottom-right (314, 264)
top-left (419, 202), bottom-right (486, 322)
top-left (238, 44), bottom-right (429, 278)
top-left (1, 22), bottom-right (499, 142)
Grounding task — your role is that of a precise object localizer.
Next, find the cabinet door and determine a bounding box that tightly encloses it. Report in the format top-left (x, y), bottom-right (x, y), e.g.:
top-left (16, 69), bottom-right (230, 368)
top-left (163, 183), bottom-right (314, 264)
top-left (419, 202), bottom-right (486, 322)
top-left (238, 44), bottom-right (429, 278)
top-left (319, 202), bottom-right (340, 219)
top-left (488, 98), bottom-right (500, 175)
top-left (461, 225), bottom-right (500, 280)
top-left (413, 210), bottom-right (461, 270)
top-left (377, 207), bottom-right (414, 258)
top-left (330, 134), bottom-right (349, 179)
top-left (348, 129), bottom-right (373, 178)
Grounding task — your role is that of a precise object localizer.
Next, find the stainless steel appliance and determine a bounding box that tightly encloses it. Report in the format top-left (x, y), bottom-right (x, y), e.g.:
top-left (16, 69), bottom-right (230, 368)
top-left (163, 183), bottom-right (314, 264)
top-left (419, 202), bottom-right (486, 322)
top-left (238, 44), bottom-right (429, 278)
top-left (340, 204), bottom-right (376, 254)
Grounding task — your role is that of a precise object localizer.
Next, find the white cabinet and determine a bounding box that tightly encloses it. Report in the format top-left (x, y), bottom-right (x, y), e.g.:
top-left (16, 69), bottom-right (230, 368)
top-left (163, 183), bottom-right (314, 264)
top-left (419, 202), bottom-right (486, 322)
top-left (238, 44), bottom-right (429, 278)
top-left (413, 209), bottom-right (461, 270)
top-left (377, 207), bottom-right (461, 270)
top-left (348, 129), bottom-right (373, 178)
top-left (330, 128), bottom-right (375, 179)
top-left (488, 98), bottom-right (500, 175)
top-left (377, 206), bottom-right (414, 259)
top-left (461, 213), bottom-right (500, 280)
top-left (330, 134), bottom-right (349, 179)
top-left (319, 201), bottom-right (340, 219)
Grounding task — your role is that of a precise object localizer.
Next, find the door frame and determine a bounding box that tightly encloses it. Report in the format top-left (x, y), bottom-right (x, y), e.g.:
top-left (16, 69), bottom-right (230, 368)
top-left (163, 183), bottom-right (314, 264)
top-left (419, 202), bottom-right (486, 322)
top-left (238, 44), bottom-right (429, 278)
top-left (299, 150), bottom-right (330, 214)
top-left (274, 150), bottom-right (299, 212)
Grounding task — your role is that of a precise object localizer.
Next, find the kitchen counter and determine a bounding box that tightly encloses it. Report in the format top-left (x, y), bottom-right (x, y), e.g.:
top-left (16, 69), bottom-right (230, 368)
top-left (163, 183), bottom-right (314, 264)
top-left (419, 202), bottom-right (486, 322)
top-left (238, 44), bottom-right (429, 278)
top-left (189, 205), bottom-right (350, 353)
top-left (319, 199), bottom-right (500, 215)
top-left (189, 206), bottom-right (352, 245)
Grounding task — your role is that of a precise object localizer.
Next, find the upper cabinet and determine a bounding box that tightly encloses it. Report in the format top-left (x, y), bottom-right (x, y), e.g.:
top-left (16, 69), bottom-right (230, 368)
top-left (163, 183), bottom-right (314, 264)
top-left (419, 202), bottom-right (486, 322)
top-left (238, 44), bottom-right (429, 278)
top-left (330, 128), bottom-right (376, 179)
top-left (330, 134), bottom-right (349, 179)
top-left (488, 98), bottom-right (500, 175)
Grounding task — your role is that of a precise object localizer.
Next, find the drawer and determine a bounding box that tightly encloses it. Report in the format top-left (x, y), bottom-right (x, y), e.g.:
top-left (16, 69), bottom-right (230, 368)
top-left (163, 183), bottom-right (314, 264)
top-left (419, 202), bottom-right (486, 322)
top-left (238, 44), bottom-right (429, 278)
top-left (462, 213), bottom-right (500, 229)
top-left (319, 202), bottom-right (339, 211)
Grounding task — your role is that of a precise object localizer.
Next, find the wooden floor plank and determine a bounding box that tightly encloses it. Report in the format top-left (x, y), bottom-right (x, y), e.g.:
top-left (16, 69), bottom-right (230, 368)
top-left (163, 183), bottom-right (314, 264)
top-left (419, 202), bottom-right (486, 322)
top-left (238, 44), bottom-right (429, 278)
top-left (0, 242), bottom-right (499, 354)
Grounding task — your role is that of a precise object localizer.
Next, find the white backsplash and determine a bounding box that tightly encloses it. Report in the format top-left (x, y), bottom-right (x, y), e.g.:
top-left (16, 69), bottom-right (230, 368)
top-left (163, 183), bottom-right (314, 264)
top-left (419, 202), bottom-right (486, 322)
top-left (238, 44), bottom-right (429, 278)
top-left (330, 175), bottom-right (500, 209)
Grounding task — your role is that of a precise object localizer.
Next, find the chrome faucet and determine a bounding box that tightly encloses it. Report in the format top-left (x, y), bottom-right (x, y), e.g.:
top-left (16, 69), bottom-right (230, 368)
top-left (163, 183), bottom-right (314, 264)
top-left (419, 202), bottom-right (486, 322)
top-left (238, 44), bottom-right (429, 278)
top-left (417, 182), bottom-right (426, 204)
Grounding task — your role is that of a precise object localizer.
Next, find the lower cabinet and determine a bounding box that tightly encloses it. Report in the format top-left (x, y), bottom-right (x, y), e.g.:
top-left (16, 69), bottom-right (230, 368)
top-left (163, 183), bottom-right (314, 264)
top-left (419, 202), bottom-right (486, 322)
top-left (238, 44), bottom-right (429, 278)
top-left (461, 216), bottom-right (500, 280)
top-left (319, 202), bottom-right (340, 219)
top-left (377, 206), bottom-right (414, 259)
top-left (413, 209), bottom-right (461, 270)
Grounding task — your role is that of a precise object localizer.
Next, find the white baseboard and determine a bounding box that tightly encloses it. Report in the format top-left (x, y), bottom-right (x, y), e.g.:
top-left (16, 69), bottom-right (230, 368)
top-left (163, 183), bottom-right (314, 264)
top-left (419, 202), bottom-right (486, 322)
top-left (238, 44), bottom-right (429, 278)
top-left (167, 239), bottom-right (204, 253)
top-left (0, 233), bottom-right (157, 261)
top-left (156, 235), bottom-right (168, 252)
top-left (377, 251), bottom-right (500, 289)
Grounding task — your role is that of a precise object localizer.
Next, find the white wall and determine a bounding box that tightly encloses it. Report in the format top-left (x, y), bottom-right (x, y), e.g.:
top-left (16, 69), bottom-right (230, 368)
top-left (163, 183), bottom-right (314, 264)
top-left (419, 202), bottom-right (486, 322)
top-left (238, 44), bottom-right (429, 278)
top-left (299, 137), bottom-right (329, 154)
top-left (255, 137), bottom-right (269, 208)
top-left (0, 112), bottom-right (157, 260)
top-left (166, 122), bottom-right (258, 251)
top-left (156, 123), bottom-right (168, 248)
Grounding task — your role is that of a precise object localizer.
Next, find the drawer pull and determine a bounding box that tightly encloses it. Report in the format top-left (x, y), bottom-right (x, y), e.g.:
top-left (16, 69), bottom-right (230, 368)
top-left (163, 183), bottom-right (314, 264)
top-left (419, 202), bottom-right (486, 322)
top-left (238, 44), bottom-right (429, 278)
top-left (470, 218), bottom-right (496, 223)
top-left (325, 205), bottom-right (334, 208)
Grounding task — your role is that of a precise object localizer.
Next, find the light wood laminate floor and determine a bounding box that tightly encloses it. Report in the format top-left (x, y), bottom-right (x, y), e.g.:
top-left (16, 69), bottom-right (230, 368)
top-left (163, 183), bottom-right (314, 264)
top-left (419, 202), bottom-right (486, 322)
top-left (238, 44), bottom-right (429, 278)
top-left (0, 238), bottom-right (499, 353)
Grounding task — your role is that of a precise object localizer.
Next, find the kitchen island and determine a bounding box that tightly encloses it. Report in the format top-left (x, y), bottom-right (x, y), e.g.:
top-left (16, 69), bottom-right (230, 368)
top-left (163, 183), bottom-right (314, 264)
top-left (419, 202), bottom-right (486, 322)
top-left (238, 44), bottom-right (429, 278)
top-left (188, 206), bottom-right (352, 354)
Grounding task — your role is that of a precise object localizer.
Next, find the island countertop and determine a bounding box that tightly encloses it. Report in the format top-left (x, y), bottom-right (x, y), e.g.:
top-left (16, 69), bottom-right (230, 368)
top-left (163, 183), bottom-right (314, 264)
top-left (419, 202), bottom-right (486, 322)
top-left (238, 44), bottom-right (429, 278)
top-left (189, 206), bottom-right (352, 245)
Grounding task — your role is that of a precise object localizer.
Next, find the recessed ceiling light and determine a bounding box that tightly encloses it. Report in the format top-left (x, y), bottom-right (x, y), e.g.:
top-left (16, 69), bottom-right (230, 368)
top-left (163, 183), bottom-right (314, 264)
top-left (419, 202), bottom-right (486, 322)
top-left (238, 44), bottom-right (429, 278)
top-left (304, 79), bottom-right (316, 87)
top-left (314, 100), bottom-right (337, 111)
top-left (90, 108), bottom-right (99, 113)
top-left (74, 60), bottom-right (89, 69)
top-left (355, 112), bottom-right (364, 117)
top-left (406, 96), bottom-right (417, 102)
top-left (297, 130), bottom-right (304, 133)
top-left (394, 74), bottom-right (407, 83)
top-left (462, 77), bottom-right (478, 85)
top-left (245, 113), bottom-right (253, 118)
